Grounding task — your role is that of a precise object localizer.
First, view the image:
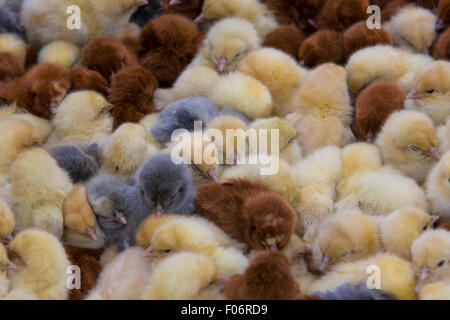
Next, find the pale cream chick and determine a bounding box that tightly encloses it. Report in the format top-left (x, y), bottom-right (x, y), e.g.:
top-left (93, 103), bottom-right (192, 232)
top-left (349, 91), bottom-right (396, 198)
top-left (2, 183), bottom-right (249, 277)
top-left (38, 41), bottom-right (80, 67)
top-left (405, 61), bottom-right (450, 126)
top-left (426, 151), bottom-right (450, 222)
top-left (0, 33), bottom-right (27, 65)
top-left (10, 112), bottom-right (54, 144)
top-left (4, 229), bottom-right (70, 300)
top-left (153, 66), bottom-right (220, 110)
top-left (0, 198), bottom-right (14, 244)
top-left (286, 63), bottom-right (354, 155)
top-left (238, 48), bottom-right (307, 116)
top-left (376, 110), bottom-right (439, 184)
top-left (189, 17), bottom-right (261, 74)
top-left (139, 113), bottom-right (163, 149)
top-left (141, 252), bottom-right (221, 300)
top-left (308, 253), bottom-right (416, 300)
top-left (419, 280), bottom-right (450, 300)
top-left (437, 118), bottom-right (450, 154)
top-left (135, 214), bottom-right (180, 249)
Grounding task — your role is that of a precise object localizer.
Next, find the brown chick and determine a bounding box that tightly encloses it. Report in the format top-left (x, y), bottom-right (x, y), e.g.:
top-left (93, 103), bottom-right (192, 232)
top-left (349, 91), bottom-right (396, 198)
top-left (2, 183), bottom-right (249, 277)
top-left (298, 30), bottom-right (345, 67)
top-left (163, 0), bottom-right (204, 20)
top-left (353, 80), bottom-right (406, 142)
top-left (315, 0), bottom-right (369, 31)
top-left (108, 65), bottom-right (159, 129)
top-left (343, 21), bottom-right (393, 61)
top-left (64, 245), bottom-right (103, 300)
top-left (432, 27), bottom-right (450, 60)
top-left (0, 63), bottom-right (71, 119)
top-left (81, 37), bottom-right (138, 82)
top-left (0, 52), bottom-right (24, 82)
top-left (68, 67), bottom-right (109, 97)
top-left (195, 179), bottom-right (297, 251)
top-left (225, 251), bottom-right (320, 300)
top-left (263, 25), bottom-right (306, 58)
top-left (437, 0), bottom-right (450, 30)
top-left (140, 14), bottom-right (203, 87)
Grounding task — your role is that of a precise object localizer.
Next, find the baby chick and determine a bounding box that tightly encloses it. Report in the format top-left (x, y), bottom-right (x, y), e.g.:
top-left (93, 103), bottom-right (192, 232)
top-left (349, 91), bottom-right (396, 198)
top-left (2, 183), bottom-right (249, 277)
top-left (298, 30), bottom-right (345, 68)
top-left (196, 178), bottom-right (296, 251)
top-left (5, 229), bottom-right (70, 300)
top-left (135, 214), bottom-right (179, 249)
top-left (38, 41), bottom-right (80, 67)
top-left (0, 33), bottom-right (27, 66)
top-left (189, 17), bottom-right (261, 74)
top-left (419, 280), bottom-right (450, 300)
top-left (426, 151), bottom-right (450, 221)
top-left (0, 242), bottom-right (14, 297)
top-left (311, 282), bottom-right (396, 300)
top-left (404, 61), bottom-right (450, 125)
top-left (0, 199), bottom-right (14, 245)
top-left (376, 110), bottom-right (439, 184)
top-left (21, 0), bottom-right (147, 46)
top-left (437, 118), bottom-right (450, 154)
top-left (432, 27), bottom-right (450, 60)
top-left (384, 5), bottom-right (437, 54)
top-left (238, 47), bottom-right (307, 116)
top-left (316, 0), bottom-right (369, 31)
top-left (10, 148), bottom-right (73, 238)
top-left (0, 3), bottom-right (24, 37)
top-left (286, 63), bottom-right (354, 155)
top-left (437, 0), bottom-right (450, 30)
top-left (141, 252), bottom-right (221, 300)
top-left (265, 0), bottom-right (325, 31)
top-left (0, 52), bottom-right (24, 82)
top-left (263, 25), bottom-right (305, 59)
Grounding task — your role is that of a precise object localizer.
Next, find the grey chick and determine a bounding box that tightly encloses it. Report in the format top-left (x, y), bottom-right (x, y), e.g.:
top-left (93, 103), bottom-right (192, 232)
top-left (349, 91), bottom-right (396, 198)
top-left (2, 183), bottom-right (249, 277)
top-left (48, 143), bottom-right (101, 183)
top-left (311, 282), bottom-right (397, 300)
top-left (0, 3), bottom-right (25, 36)
top-left (130, 0), bottom-right (163, 27)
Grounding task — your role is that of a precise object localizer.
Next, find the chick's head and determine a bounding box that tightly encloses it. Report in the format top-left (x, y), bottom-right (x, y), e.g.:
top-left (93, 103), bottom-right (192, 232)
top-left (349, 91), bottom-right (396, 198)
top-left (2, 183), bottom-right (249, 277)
top-left (250, 117), bottom-right (298, 154)
top-left (136, 214), bottom-right (178, 247)
top-left (243, 193), bottom-right (296, 251)
top-left (0, 199), bottom-right (14, 244)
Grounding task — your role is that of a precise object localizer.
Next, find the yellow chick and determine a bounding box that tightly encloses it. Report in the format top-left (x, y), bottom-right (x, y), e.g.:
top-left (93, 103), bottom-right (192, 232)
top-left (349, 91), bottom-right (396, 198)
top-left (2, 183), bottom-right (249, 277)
top-left (384, 5), bottom-right (437, 54)
top-left (346, 45), bottom-right (433, 95)
top-left (0, 243), bottom-right (14, 297)
top-left (337, 142), bottom-right (428, 215)
top-left (135, 214), bottom-right (180, 249)
top-left (21, 0), bottom-right (147, 47)
top-left (312, 209), bottom-right (379, 272)
top-left (86, 247), bottom-right (154, 300)
top-left (4, 229), bottom-right (70, 300)
top-left (141, 252), bottom-right (221, 300)
top-left (426, 151), bottom-right (450, 222)
top-left (189, 17), bottom-right (261, 74)
top-left (153, 66), bottom-right (220, 110)
top-left (10, 112), bottom-right (54, 144)
top-left (10, 148), bottom-right (73, 238)
top-left (0, 198), bottom-right (14, 245)
top-left (144, 215), bottom-right (248, 277)
top-left (102, 123), bottom-right (158, 177)
top-left (37, 41), bottom-right (80, 67)
top-left (208, 72), bottom-right (272, 119)
top-left (206, 114), bottom-right (248, 166)
top-left (437, 118), bottom-right (450, 154)
top-left (411, 229), bottom-right (450, 288)
top-left (419, 280), bottom-right (450, 300)
top-left (62, 184), bottom-right (105, 249)
top-left (238, 47), bottom-right (307, 116)
top-left (376, 110), bottom-right (439, 184)
top-left (405, 61), bottom-right (450, 126)
top-left (0, 118), bottom-right (41, 186)
top-left (308, 253), bottom-right (416, 300)
top-left (51, 90), bottom-right (113, 145)
top-left (292, 146), bottom-right (342, 239)
top-left (138, 113), bottom-right (163, 149)
top-left (0, 33), bottom-right (27, 65)
top-left (197, 0), bottom-right (278, 39)
top-left (286, 63), bottom-right (354, 155)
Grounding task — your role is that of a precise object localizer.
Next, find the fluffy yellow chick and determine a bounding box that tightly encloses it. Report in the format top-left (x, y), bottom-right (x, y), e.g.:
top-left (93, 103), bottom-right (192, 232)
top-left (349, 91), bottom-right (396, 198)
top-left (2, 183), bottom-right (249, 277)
top-left (145, 215), bottom-right (248, 277)
top-left (206, 114), bottom-right (248, 166)
top-left (38, 41), bottom-right (80, 67)
top-left (411, 229), bottom-right (450, 288)
top-left (209, 72), bottom-right (272, 119)
top-left (5, 229), bottom-right (70, 300)
top-left (419, 280), bottom-right (450, 300)
top-left (286, 63), bottom-right (354, 155)
top-left (312, 209), bottom-right (379, 272)
top-left (52, 90), bottom-right (113, 144)
top-left (376, 110), bottom-right (439, 184)
top-left (0, 33), bottom-right (27, 65)
top-left (308, 253), bottom-right (416, 300)
top-left (197, 0), bottom-right (278, 39)
top-left (86, 247), bottom-right (154, 300)
top-left (190, 17), bottom-right (261, 74)
top-left (337, 142), bottom-right (427, 215)
top-left (0, 118), bottom-right (41, 186)
top-left (21, 0), bottom-right (147, 46)
top-left (10, 112), bottom-right (54, 144)
top-left (405, 61), bottom-right (450, 126)
top-left (437, 118), bottom-right (450, 154)
top-left (153, 66), bottom-right (220, 110)
top-left (292, 146), bottom-right (342, 238)
top-left (135, 214), bottom-right (180, 249)
top-left (10, 148), bottom-right (73, 238)
top-left (426, 151), bottom-right (450, 222)
top-left (139, 113), bottom-right (163, 149)
top-left (238, 47), bottom-right (307, 116)
top-left (346, 45), bottom-right (433, 95)
top-left (0, 198), bottom-right (14, 245)
top-left (384, 5), bottom-right (437, 54)
top-left (62, 184), bottom-right (105, 249)
top-left (103, 123), bottom-right (158, 177)
top-left (0, 243), bottom-right (14, 297)
top-left (141, 252), bottom-right (221, 300)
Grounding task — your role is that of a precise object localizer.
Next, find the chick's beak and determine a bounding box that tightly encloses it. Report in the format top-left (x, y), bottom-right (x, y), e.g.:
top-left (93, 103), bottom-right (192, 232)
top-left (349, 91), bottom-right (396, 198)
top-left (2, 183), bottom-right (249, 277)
top-left (425, 146), bottom-right (440, 160)
top-left (106, 103), bottom-right (114, 113)
top-left (429, 215), bottom-right (439, 228)
top-left (86, 227), bottom-right (97, 241)
top-left (142, 246), bottom-right (159, 258)
top-left (115, 211), bottom-right (128, 225)
top-left (436, 19), bottom-right (446, 31)
top-left (420, 266), bottom-right (430, 281)
top-left (233, 152), bottom-right (239, 166)
top-left (0, 260), bottom-right (16, 271)
top-left (406, 88), bottom-right (422, 100)
top-left (320, 254), bottom-right (330, 271)
top-left (49, 101), bottom-right (58, 115)
top-left (194, 13), bottom-right (205, 23)
top-left (2, 233), bottom-right (12, 245)
top-left (218, 57), bottom-right (228, 72)
top-left (207, 168), bottom-right (218, 182)
top-left (155, 205), bottom-right (163, 217)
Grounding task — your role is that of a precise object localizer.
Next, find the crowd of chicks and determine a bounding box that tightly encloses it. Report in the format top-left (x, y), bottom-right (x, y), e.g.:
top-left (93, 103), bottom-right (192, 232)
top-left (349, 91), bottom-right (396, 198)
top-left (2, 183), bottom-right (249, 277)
top-left (0, 0), bottom-right (448, 300)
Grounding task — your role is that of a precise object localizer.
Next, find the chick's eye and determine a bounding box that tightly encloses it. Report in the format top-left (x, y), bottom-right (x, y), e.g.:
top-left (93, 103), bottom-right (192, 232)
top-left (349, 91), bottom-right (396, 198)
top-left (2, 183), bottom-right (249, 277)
top-left (164, 249), bottom-right (172, 254)
top-left (426, 89), bottom-right (435, 94)
top-left (410, 145), bottom-right (420, 152)
top-left (191, 165), bottom-right (201, 173)
top-left (437, 260), bottom-right (445, 267)
top-left (340, 251), bottom-right (349, 258)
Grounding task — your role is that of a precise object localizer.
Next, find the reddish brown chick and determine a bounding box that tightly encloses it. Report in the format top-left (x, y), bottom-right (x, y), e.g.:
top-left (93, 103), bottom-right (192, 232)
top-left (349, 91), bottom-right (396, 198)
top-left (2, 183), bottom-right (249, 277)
top-left (298, 30), bottom-right (344, 67)
top-left (69, 67), bottom-right (109, 97)
top-left (437, 0), bottom-right (450, 30)
top-left (432, 27), bottom-right (450, 59)
top-left (316, 0), bottom-right (369, 31)
top-left (0, 52), bottom-right (24, 82)
top-left (263, 25), bottom-right (306, 58)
